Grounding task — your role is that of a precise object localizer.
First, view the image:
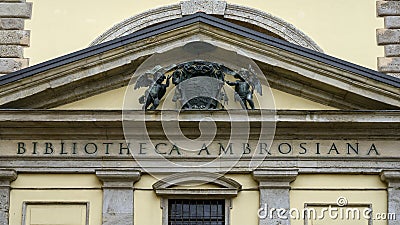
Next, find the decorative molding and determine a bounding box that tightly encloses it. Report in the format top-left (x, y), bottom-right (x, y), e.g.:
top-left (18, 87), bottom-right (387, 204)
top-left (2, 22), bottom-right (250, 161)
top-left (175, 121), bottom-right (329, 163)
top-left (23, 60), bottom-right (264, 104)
top-left (95, 169), bottom-right (141, 188)
top-left (89, 0), bottom-right (323, 52)
top-left (89, 4), bottom-right (182, 46)
top-left (253, 168), bottom-right (298, 189)
top-left (381, 170), bottom-right (400, 188)
top-left (153, 172), bottom-right (241, 197)
top-left (0, 169), bottom-right (17, 184)
top-left (153, 172), bottom-right (241, 189)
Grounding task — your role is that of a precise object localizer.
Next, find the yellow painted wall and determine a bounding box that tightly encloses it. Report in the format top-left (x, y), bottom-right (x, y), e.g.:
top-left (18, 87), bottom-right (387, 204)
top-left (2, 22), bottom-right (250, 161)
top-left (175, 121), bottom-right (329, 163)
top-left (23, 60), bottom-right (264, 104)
top-left (227, 174), bottom-right (259, 225)
top-left (9, 174), bottom-right (102, 225)
top-left (25, 0), bottom-right (382, 70)
top-left (290, 174), bottom-right (387, 225)
top-left (55, 86), bottom-right (336, 110)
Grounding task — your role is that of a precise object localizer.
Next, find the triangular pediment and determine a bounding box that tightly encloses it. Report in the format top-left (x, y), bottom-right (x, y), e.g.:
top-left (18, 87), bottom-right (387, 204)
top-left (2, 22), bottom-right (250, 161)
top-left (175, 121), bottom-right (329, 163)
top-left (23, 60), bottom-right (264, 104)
top-left (0, 13), bottom-right (399, 110)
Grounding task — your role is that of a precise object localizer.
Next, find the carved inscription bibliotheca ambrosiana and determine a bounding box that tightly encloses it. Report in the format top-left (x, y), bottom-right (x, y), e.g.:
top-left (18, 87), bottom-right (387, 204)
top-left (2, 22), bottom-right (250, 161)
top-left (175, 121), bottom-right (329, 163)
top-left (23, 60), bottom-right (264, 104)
top-left (9, 140), bottom-right (386, 157)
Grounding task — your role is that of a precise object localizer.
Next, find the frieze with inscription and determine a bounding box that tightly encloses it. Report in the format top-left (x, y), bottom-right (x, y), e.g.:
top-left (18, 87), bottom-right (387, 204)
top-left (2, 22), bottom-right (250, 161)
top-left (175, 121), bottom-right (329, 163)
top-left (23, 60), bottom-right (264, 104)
top-left (6, 140), bottom-right (393, 158)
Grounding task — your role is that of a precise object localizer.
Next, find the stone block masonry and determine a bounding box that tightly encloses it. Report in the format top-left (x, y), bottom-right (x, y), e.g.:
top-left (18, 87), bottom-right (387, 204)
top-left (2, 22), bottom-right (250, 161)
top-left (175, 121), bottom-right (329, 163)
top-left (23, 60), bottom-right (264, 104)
top-left (0, 0), bottom-right (31, 75)
top-left (377, 0), bottom-right (400, 78)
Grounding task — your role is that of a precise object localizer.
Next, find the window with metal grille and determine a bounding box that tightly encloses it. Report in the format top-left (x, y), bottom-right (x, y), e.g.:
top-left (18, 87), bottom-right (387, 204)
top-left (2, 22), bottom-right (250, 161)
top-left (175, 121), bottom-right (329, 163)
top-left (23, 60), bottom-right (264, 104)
top-left (168, 199), bottom-right (225, 225)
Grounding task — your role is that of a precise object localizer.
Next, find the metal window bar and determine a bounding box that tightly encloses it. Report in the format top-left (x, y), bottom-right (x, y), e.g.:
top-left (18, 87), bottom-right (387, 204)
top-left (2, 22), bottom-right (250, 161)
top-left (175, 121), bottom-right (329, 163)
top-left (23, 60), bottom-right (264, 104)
top-left (168, 199), bottom-right (225, 225)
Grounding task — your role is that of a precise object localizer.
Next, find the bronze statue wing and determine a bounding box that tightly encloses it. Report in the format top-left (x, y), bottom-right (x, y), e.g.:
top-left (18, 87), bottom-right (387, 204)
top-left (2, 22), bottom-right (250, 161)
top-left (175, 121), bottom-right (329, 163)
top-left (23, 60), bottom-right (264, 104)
top-left (134, 65), bottom-right (171, 90)
top-left (134, 72), bottom-right (154, 90)
top-left (220, 64), bottom-right (238, 77)
top-left (248, 65), bottom-right (263, 95)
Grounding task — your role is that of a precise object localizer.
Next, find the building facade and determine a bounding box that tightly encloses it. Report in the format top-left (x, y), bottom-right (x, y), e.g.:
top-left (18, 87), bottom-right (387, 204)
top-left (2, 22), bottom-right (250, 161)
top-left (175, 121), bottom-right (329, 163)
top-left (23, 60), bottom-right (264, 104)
top-left (0, 1), bottom-right (400, 225)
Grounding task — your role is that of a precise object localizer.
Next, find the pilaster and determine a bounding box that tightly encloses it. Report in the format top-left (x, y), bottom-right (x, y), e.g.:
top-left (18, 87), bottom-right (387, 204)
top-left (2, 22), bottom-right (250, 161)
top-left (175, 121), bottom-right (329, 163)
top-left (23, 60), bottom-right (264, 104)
top-left (253, 168), bottom-right (298, 225)
top-left (381, 170), bottom-right (400, 225)
top-left (96, 169), bottom-right (141, 225)
top-left (0, 169), bottom-right (17, 225)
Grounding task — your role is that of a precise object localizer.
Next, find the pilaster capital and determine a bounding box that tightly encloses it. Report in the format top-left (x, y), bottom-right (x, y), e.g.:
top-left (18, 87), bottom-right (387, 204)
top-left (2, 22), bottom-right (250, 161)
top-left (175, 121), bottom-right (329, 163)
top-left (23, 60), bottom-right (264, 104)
top-left (0, 169), bottom-right (17, 188)
top-left (381, 170), bottom-right (400, 188)
top-left (253, 168), bottom-right (298, 189)
top-left (96, 169), bottom-right (141, 189)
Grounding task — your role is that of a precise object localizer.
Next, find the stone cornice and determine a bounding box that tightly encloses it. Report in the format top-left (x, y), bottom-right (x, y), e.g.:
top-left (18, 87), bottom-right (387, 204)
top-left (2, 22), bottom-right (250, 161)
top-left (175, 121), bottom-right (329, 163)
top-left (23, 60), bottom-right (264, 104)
top-left (0, 110), bottom-right (399, 123)
top-left (0, 110), bottom-right (399, 138)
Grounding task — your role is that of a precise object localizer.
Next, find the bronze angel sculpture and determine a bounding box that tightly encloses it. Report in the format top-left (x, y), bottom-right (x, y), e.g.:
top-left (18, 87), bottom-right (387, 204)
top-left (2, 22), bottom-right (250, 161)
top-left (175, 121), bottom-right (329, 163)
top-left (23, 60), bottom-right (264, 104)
top-left (134, 62), bottom-right (262, 110)
top-left (225, 65), bottom-right (262, 110)
top-left (134, 65), bottom-right (172, 110)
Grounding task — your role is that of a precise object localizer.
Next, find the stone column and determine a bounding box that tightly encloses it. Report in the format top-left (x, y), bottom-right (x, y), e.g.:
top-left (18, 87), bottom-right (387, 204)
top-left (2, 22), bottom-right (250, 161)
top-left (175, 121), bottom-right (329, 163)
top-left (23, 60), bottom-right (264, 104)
top-left (0, 169), bottom-right (17, 225)
top-left (377, 1), bottom-right (400, 78)
top-left (381, 170), bottom-right (400, 225)
top-left (0, 0), bottom-right (32, 75)
top-left (253, 168), bottom-right (298, 225)
top-left (96, 170), bottom-right (141, 225)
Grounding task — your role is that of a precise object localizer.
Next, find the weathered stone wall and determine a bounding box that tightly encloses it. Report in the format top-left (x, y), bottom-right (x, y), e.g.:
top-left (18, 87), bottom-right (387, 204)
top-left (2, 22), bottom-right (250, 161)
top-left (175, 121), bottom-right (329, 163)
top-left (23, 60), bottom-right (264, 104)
top-left (377, 0), bottom-right (400, 78)
top-left (0, 0), bottom-right (31, 75)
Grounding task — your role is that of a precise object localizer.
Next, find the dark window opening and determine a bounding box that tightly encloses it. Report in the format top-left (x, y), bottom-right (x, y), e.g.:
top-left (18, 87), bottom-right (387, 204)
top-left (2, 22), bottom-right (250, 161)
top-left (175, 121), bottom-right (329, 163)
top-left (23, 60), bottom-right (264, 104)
top-left (168, 199), bottom-right (225, 225)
